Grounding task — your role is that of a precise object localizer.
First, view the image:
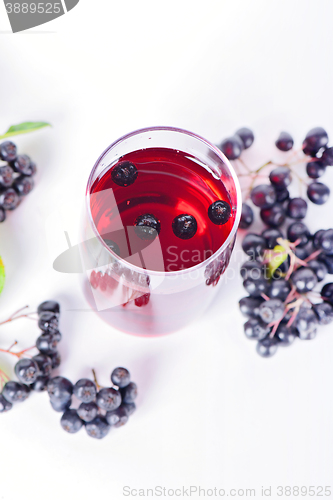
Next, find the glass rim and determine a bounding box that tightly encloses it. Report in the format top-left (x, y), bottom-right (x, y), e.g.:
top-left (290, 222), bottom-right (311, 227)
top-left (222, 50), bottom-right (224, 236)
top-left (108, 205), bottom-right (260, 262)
top-left (86, 125), bottom-right (242, 277)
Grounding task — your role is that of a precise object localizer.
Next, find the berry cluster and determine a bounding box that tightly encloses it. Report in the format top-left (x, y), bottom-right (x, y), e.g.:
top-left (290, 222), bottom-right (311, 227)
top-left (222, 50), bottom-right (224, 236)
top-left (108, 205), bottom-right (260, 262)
top-left (111, 161), bottom-right (232, 241)
top-left (0, 301), bottom-right (137, 438)
top-left (48, 368), bottom-right (137, 439)
top-left (0, 140), bottom-right (37, 223)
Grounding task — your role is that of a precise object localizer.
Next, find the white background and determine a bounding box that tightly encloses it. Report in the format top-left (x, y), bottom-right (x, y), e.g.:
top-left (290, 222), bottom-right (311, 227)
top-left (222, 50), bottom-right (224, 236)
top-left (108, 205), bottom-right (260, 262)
top-left (1, 1), bottom-right (333, 499)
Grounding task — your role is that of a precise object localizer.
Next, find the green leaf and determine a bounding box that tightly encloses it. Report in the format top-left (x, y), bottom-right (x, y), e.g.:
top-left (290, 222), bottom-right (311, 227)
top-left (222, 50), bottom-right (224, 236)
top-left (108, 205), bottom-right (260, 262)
top-left (266, 244), bottom-right (288, 279)
top-left (0, 256), bottom-right (5, 296)
top-left (0, 121), bottom-right (51, 139)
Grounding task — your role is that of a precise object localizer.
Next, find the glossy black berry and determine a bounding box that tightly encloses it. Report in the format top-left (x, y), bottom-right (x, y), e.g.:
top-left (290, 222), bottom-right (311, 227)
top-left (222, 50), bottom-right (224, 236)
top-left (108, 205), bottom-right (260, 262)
top-left (61, 409), bottom-right (83, 434)
top-left (48, 351), bottom-right (61, 369)
top-left (111, 367), bottom-right (131, 388)
top-left (291, 267), bottom-right (318, 293)
top-left (275, 187), bottom-right (290, 203)
top-left (239, 203), bottom-right (253, 229)
top-left (275, 131), bottom-right (294, 151)
top-left (286, 198), bottom-right (307, 219)
top-left (73, 379), bottom-right (97, 403)
top-left (240, 260), bottom-right (263, 280)
top-left (317, 229), bottom-right (333, 254)
top-left (321, 282), bottom-right (333, 303)
top-left (235, 127), bottom-right (254, 149)
top-left (303, 127), bottom-right (328, 156)
top-left (13, 176), bottom-right (34, 196)
top-left (111, 161), bottom-right (138, 187)
top-left (106, 406), bottom-right (129, 427)
top-left (243, 277), bottom-right (269, 298)
top-left (318, 254), bottom-right (333, 274)
top-left (260, 204), bottom-right (286, 228)
top-left (85, 417), bottom-right (110, 439)
top-left (2, 381), bottom-right (30, 403)
top-left (0, 141), bottom-right (17, 162)
top-left (120, 382), bottom-right (138, 404)
top-left (172, 214), bottom-right (197, 240)
top-left (269, 167), bottom-right (292, 189)
top-left (47, 377), bottom-right (73, 403)
top-left (38, 311), bottom-right (59, 334)
top-left (14, 358), bottom-right (40, 385)
top-left (259, 299), bottom-right (284, 324)
top-left (250, 184), bottom-right (276, 209)
top-left (275, 324), bottom-right (297, 346)
top-left (122, 402), bottom-right (136, 416)
top-left (242, 233), bottom-right (266, 258)
top-left (0, 188), bottom-right (20, 210)
top-left (321, 147), bottom-right (333, 166)
top-left (313, 302), bottom-right (333, 325)
top-left (256, 337), bottom-right (279, 357)
top-left (77, 402), bottom-right (98, 422)
top-left (51, 398), bottom-right (71, 412)
top-left (0, 207), bottom-right (5, 223)
top-left (102, 239), bottom-right (120, 256)
top-left (32, 354), bottom-right (52, 376)
top-left (11, 154), bottom-right (32, 176)
top-left (261, 228), bottom-right (283, 249)
top-left (36, 333), bottom-right (58, 355)
top-left (0, 394), bottom-right (13, 412)
top-left (208, 200), bottom-right (231, 225)
top-left (244, 318), bottom-right (271, 340)
top-left (296, 308), bottom-right (318, 340)
top-left (239, 296), bottom-right (264, 318)
top-left (308, 260), bottom-right (327, 282)
top-left (306, 160), bottom-right (326, 179)
top-left (307, 182), bottom-right (330, 205)
top-left (287, 221), bottom-right (311, 247)
top-left (37, 300), bottom-right (60, 316)
top-left (219, 135), bottom-right (244, 160)
top-left (294, 246), bottom-right (311, 261)
top-left (268, 279), bottom-right (291, 301)
top-left (135, 213), bottom-right (161, 240)
top-left (31, 376), bottom-right (49, 392)
top-left (0, 165), bottom-right (14, 188)
top-left (96, 387), bottom-right (121, 411)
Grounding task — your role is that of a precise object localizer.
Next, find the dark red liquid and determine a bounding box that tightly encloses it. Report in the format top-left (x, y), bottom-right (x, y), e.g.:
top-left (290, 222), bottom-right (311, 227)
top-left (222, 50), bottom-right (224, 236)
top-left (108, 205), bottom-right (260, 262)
top-left (85, 147), bottom-right (236, 335)
top-left (90, 148), bottom-right (234, 271)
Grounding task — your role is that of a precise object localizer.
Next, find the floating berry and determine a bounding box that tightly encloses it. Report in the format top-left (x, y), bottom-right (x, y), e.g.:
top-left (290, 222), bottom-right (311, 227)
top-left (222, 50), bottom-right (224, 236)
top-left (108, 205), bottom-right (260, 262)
top-left (286, 198), bottom-right (307, 219)
top-left (244, 318), bottom-right (270, 340)
top-left (0, 141), bottom-right (17, 162)
top-left (135, 213), bottom-right (161, 240)
top-left (275, 131), bottom-right (294, 151)
top-left (307, 182), bottom-right (330, 205)
top-left (219, 135), bottom-right (244, 160)
top-left (239, 203), bottom-right (253, 229)
top-left (111, 367), bottom-right (131, 388)
top-left (269, 166), bottom-right (292, 189)
top-left (235, 127), bottom-right (254, 149)
top-left (0, 188), bottom-right (20, 210)
top-left (61, 409), bottom-right (83, 434)
top-left (73, 379), bottom-right (97, 403)
top-left (111, 161), bottom-right (138, 187)
top-left (102, 238), bottom-right (120, 256)
top-left (85, 417), bottom-right (110, 439)
top-left (250, 184), bottom-right (276, 209)
top-left (256, 337), bottom-right (278, 357)
top-left (306, 160), bottom-right (326, 179)
top-left (0, 165), bottom-right (14, 187)
top-left (172, 214), bottom-right (197, 240)
top-left (303, 127), bottom-right (328, 156)
top-left (208, 200), bottom-right (231, 225)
